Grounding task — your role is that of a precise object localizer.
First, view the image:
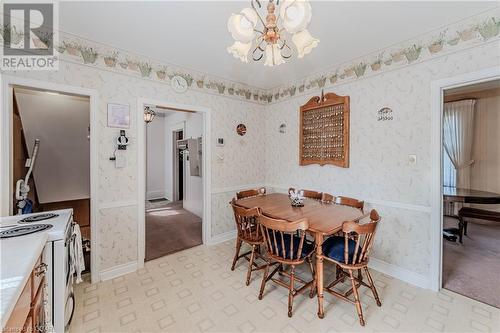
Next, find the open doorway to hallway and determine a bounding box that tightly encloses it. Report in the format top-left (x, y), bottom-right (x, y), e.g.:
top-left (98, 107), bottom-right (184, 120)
top-left (144, 105), bottom-right (203, 261)
top-left (10, 86), bottom-right (93, 275)
top-left (441, 79), bottom-right (500, 308)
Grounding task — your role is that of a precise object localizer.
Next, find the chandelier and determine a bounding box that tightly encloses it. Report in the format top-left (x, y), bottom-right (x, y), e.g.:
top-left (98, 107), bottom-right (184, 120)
top-left (227, 0), bottom-right (319, 67)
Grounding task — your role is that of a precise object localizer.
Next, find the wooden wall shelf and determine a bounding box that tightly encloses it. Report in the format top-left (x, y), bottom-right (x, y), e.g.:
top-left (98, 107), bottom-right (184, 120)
top-left (299, 92), bottom-right (350, 167)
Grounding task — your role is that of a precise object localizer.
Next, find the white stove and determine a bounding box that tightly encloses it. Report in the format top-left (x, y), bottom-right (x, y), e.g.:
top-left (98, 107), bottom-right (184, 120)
top-left (0, 209), bottom-right (75, 333)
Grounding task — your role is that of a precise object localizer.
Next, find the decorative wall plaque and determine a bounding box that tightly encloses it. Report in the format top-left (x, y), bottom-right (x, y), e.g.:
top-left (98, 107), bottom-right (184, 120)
top-left (299, 92), bottom-right (350, 167)
top-left (377, 107), bottom-right (393, 121)
top-left (236, 123), bottom-right (247, 136)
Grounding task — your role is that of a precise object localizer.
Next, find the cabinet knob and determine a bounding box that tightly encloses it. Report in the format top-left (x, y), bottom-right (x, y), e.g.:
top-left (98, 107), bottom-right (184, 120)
top-left (35, 263), bottom-right (48, 277)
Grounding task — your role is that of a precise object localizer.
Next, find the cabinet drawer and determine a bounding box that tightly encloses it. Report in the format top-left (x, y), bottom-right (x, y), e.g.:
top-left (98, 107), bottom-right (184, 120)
top-left (4, 276), bottom-right (32, 332)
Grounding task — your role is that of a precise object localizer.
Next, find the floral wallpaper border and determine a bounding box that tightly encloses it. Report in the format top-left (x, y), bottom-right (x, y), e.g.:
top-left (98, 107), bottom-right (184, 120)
top-left (268, 9), bottom-right (499, 103)
top-left (1, 8), bottom-right (498, 105)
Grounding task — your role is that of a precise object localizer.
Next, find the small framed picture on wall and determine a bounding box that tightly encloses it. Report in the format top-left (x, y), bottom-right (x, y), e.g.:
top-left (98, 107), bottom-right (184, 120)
top-left (107, 103), bottom-right (130, 128)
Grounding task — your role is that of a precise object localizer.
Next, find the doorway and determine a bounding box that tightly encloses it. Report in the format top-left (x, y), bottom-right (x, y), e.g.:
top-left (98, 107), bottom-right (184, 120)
top-left (440, 79), bottom-right (500, 307)
top-left (11, 85), bottom-right (93, 273)
top-left (143, 104), bottom-right (204, 261)
top-left (173, 129), bottom-right (184, 202)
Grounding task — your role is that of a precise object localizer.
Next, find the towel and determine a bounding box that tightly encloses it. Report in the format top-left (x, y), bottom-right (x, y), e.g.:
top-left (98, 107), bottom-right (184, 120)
top-left (71, 223), bottom-right (85, 283)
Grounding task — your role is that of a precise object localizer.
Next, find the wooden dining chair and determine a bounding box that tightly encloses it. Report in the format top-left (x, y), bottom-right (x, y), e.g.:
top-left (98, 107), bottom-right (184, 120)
top-left (258, 214), bottom-right (316, 317)
top-left (236, 187), bottom-right (266, 199)
top-left (230, 199), bottom-right (267, 285)
top-left (288, 187), bottom-right (322, 200)
top-left (321, 210), bottom-right (381, 326)
top-left (321, 192), bottom-right (335, 203)
top-left (323, 194), bottom-right (364, 212)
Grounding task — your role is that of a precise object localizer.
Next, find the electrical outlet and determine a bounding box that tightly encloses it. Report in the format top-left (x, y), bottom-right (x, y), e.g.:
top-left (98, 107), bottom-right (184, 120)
top-left (408, 154), bottom-right (417, 166)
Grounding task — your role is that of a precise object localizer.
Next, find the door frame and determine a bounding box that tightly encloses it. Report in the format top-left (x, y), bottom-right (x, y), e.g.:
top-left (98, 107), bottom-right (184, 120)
top-left (137, 98), bottom-right (211, 267)
top-left (429, 66), bottom-right (500, 291)
top-left (0, 75), bottom-right (100, 283)
top-left (172, 127), bottom-right (185, 202)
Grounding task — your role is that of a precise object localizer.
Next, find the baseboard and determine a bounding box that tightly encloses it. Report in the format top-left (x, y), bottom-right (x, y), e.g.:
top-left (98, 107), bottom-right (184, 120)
top-left (369, 257), bottom-right (430, 289)
top-left (99, 261), bottom-right (138, 281)
top-left (146, 190), bottom-right (167, 201)
top-left (209, 230), bottom-right (237, 245)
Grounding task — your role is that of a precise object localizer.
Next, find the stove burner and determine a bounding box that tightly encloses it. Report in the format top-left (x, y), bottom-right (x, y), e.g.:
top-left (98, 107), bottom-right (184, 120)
top-left (0, 224), bottom-right (53, 238)
top-left (19, 213), bottom-right (59, 224)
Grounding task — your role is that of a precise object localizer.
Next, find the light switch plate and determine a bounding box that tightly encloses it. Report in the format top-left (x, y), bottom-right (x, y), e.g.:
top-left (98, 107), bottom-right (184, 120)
top-left (408, 154), bottom-right (417, 166)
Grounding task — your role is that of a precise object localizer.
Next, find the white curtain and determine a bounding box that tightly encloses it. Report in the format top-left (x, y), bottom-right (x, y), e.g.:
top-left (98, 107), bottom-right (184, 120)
top-left (443, 99), bottom-right (476, 189)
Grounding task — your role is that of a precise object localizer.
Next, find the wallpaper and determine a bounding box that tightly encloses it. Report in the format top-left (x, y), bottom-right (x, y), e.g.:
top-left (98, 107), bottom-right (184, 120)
top-left (1, 6), bottom-right (499, 280)
top-left (5, 62), bottom-right (266, 271)
top-left (264, 41), bottom-right (500, 277)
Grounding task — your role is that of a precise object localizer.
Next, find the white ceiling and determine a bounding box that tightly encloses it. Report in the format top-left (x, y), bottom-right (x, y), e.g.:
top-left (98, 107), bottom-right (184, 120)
top-left (59, 1), bottom-right (497, 89)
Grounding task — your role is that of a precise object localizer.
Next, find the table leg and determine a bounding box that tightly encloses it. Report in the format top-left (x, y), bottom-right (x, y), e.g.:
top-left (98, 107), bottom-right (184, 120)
top-left (315, 232), bottom-right (325, 319)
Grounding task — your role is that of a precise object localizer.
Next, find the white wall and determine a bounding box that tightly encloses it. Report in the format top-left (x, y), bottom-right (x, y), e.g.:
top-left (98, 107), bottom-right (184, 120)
top-left (4, 65), bottom-right (266, 272)
top-left (264, 41), bottom-right (500, 280)
top-left (163, 111), bottom-right (203, 217)
top-left (146, 114), bottom-right (166, 200)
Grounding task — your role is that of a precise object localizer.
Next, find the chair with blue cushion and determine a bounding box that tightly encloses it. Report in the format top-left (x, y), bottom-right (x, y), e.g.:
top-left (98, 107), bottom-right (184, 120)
top-left (257, 213), bottom-right (316, 317)
top-left (321, 209), bottom-right (381, 326)
top-left (230, 200), bottom-right (267, 286)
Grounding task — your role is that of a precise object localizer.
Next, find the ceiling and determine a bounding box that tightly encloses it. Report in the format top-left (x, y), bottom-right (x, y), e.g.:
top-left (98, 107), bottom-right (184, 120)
top-left (59, 1), bottom-right (496, 89)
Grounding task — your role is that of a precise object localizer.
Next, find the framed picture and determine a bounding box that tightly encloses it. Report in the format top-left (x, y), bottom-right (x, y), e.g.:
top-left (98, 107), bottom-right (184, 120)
top-left (107, 103), bottom-right (130, 128)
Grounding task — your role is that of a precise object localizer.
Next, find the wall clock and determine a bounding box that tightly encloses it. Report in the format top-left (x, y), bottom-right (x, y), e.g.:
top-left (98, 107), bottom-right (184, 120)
top-left (171, 75), bottom-right (188, 93)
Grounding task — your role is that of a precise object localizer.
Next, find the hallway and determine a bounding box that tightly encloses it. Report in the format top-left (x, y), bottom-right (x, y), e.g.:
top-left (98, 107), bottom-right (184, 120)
top-left (145, 200), bottom-right (202, 261)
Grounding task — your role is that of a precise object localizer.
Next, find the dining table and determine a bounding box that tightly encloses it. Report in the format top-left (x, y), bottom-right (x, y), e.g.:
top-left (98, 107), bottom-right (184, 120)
top-left (235, 192), bottom-right (365, 318)
top-left (443, 186), bottom-right (500, 242)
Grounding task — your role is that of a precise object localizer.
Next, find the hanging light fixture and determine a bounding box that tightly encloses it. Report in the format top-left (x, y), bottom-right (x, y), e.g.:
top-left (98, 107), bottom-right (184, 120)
top-left (144, 106), bottom-right (156, 123)
top-left (227, 0), bottom-right (319, 67)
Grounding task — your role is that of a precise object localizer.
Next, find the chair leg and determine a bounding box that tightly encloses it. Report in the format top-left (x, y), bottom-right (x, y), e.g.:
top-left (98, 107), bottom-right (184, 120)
top-left (348, 269), bottom-right (365, 326)
top-left (258, 263), bottom-right (269, 300)
top-left (231, 238), bottom-right (242, 271)
top-left (246, 245), bottom-right (256, 286)
top-left (364, 267), bottom-right (381, 307)
top-left (307, 257), bottom-right (316, 298)
top-left (288, 266), bottom-right (295, 318)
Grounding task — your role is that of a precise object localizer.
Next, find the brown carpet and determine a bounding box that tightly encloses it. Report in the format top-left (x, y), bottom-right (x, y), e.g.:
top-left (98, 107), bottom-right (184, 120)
top-left (443, 217), bottom-right (500, 308)
top-left (145, 201), bottom-right (202, 261)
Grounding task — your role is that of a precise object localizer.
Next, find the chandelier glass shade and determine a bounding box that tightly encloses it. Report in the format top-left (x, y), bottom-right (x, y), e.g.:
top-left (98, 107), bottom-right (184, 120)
top-left (227, 0), bottom-right (319, 67)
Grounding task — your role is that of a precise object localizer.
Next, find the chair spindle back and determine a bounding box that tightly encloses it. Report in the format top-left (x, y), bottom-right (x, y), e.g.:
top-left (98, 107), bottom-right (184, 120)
top-left (230, 199), bottom-right (262, 243)
top-left (259, 214), bottom-right (310, 262)
top-left (341, 209), bottom-right (380, 265)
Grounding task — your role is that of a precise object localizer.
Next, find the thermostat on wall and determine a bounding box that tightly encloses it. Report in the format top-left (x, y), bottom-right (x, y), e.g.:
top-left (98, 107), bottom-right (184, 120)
top-left (217, 138), bottom-right (224, 147)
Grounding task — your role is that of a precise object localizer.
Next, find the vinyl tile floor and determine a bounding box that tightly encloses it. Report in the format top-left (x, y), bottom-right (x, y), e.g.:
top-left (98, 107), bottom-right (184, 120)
top-left (69, 241), bottom-right (500, 333)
